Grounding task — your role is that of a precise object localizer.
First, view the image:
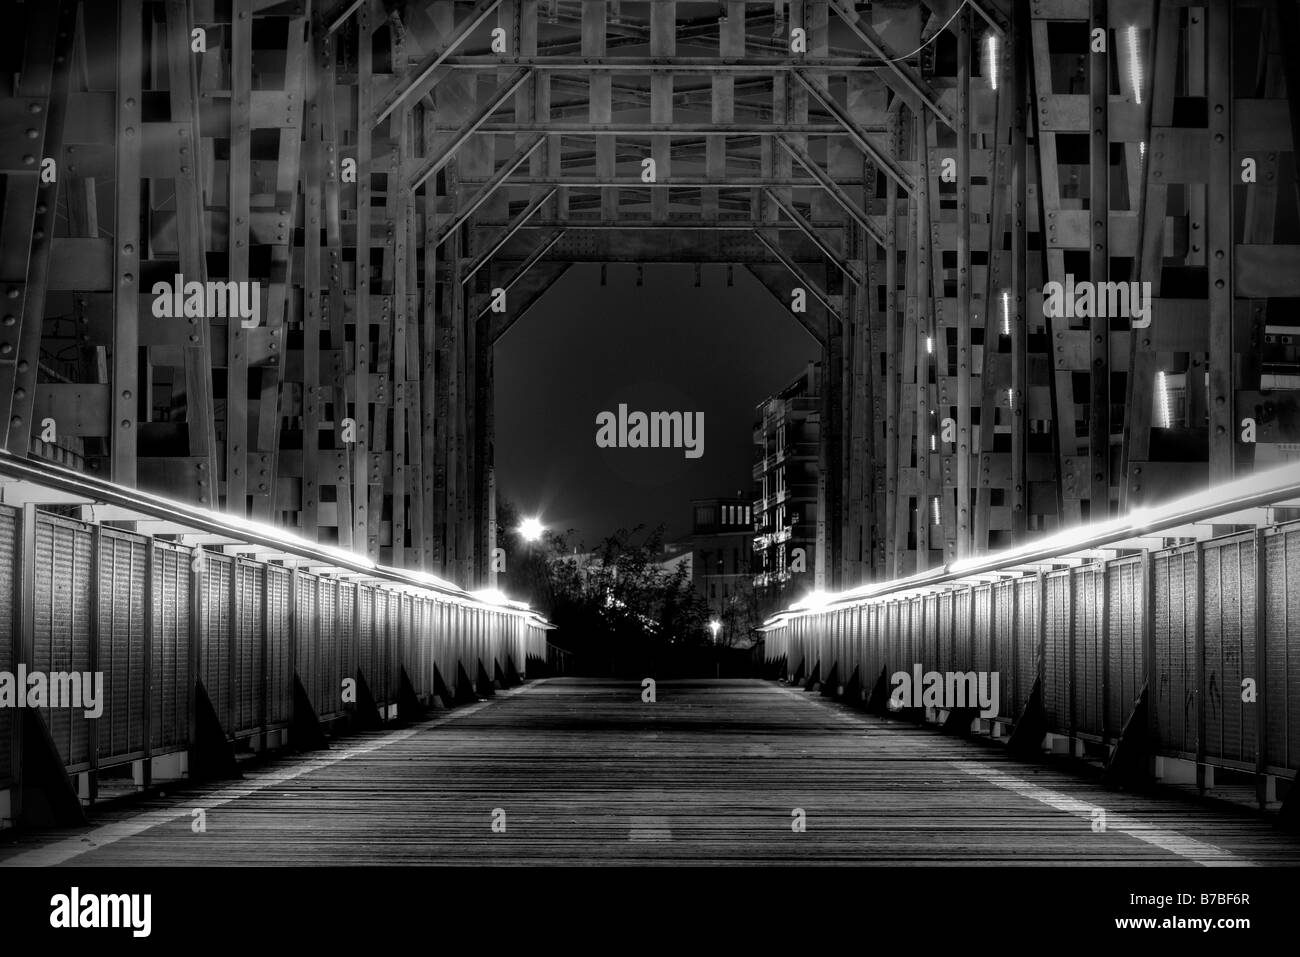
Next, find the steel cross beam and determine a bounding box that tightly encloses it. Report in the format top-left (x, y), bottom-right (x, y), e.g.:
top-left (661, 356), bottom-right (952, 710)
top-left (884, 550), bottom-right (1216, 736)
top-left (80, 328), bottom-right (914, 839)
top-left (325, 0), bottom-right (366, 35)
top-left (408, 67), bottom-right (533, 190)
top-left (793, 71), bottom-right (915, 194)
top-left (373, 0), bottom-right (504, 124)
top-left (430, 56), bottom-right (888, 71)
top-left (458, 177), bottom-right (867, 189)
top-left (461, 188), bottom-right (558, 284)
top-left (762, 189), bottom-right (865, 287)
top-left (468, 122), bottom-right (867, 135)
top-left (435, 134), bottom-right (546, 246)
top-left (482, 229), bottom-right (568, 325)
top-left (827, 0), bottom-right (955, 130)
top-left (752, 229), bottom-right (842, 325)
top-left (775, 136), bottom-right (884, 242)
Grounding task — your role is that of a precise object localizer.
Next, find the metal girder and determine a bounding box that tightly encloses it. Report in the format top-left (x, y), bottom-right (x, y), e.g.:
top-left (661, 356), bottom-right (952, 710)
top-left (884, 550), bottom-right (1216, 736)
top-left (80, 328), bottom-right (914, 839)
top-left (827, 0), bottom-right (955, 129)
top-left (482, 229), bottom-right (567, 324)
top-left (372, 0), bottom-right (504, 124)
top-left (430, 56), bottom-right (886, 71)
top-left (461, 187), bottom-right (557, 284)
top-left (457, 177), bottom-right (869, 188)
top-left (434, 134), bottom-right (546, 246)
top-left (489, 220), bottom-right (837, 232)
top-left (761, 189), bottom-right (864, 287)
top-left (793, 70), bottom-right (914, 194)
top-left (775, 136), bottom-right (883, 241)
top-left (408, 68), bottom-right (533, 191)
top-left (752, 229), bottom-right (842, 324)
top-left (490, 261), bottom-right (572, 344)
top-left (744, 264), bottom-right (829, 346)
top-left (324, 0), bottom-right (365, 34)
top-left (468, 122), bottom-right (877, 135)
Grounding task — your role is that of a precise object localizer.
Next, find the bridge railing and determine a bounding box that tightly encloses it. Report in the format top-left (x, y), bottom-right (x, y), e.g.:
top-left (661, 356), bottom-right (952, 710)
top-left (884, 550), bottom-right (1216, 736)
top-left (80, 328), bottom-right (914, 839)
top-left (0, 452), bottom-right (551, 827)
top-left (761, 464), bottom-right (1300, 806)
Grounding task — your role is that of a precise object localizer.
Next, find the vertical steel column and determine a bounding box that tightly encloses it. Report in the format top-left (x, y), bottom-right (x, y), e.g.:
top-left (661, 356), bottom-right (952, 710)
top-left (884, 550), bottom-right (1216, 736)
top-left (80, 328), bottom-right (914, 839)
top-left (1010, 1), bottom-right (1029, 543)
top-left (303, 21), bottom-right (324, 543)
top-left (914, 114), bottom-right (931, 572)
top-left (1088, 0), bottom-right (1110, 519)
top-left (1207, 0), bottom-right (1234, 484)
top-left (955, 5), bottom-right (972, 560)
top-left (227, 0), bottom-right (252, 515)
top-left (112, 0), bottom-right (144, 487)
top-left (354, 5), bottom-right (375, 558)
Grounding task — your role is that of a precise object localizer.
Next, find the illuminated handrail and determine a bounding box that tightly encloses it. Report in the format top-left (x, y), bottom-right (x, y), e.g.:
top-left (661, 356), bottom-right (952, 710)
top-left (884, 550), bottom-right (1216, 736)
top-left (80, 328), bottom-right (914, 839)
top-left (769, 462), bottom-right (1300, 623)
top-left (0, 448), bottom-right (551, 628)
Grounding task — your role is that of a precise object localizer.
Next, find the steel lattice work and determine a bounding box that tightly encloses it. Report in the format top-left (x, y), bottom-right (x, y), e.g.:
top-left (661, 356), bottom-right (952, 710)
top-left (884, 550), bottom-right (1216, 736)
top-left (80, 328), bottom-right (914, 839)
top-left (0, 0), bottom-right (1296, 597)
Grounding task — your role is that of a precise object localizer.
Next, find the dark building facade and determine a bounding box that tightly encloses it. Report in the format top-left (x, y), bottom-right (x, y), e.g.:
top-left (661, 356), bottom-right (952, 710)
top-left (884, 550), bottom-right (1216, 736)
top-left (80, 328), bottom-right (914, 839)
top-left (752, 362), bottom-right (821, 602)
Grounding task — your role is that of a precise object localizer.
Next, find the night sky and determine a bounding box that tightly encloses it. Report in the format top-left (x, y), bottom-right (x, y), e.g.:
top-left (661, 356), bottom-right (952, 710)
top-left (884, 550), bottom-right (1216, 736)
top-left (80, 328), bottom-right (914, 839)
top-left (495, 263), bottom-right (821, 549)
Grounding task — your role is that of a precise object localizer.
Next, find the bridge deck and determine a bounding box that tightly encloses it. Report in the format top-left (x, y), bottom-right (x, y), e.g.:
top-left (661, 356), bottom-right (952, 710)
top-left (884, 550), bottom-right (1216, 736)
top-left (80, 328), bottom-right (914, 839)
top-left (3, 678), bottom-right (1297, 866)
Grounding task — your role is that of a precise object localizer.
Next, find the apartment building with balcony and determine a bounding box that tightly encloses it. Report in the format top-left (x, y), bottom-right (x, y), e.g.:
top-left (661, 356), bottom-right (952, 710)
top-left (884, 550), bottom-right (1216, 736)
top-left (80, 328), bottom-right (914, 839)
top-left (752, 362), bottom-right (821, 600)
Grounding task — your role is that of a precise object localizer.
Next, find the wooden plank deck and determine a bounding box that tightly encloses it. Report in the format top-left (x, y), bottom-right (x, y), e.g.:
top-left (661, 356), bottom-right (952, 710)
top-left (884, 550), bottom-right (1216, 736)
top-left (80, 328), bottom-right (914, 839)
top-left (3, 678), bottom-right (1298, 866)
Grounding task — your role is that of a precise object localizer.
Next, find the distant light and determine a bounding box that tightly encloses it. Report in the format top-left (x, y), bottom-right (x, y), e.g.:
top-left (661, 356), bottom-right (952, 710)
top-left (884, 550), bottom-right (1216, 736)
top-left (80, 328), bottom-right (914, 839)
top-left (792, 590), bottom-right (831, 612)
top-left (518, 517), bottom-right (545, 542)
top-left (1001, 290), bottom-right (1011, 336)
top-left (1125, 25), bottom-right (1143, 105)
top-left (708, 619), bottom-right (721, 637)
top-left (1157, 371), bottom-right (1172, 428)
top-left (985, 33), bottom-right (1000, 91)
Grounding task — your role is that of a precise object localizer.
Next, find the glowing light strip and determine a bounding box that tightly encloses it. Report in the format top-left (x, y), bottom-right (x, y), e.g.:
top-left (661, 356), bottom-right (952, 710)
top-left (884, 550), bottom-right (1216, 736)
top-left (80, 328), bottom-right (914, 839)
top-left (0, 450), bottom-right (546, 622)
top-left (776, 462), bottom-right (1300, 619)
top-left (985, 33), bottom-right (999, 91)
top-left (1157, 370), bottom-right (1172, 428)
top-left (1001, 289), bottom-right (1011, 335)
top-left (1126, 25), bottom-right (1143, 105)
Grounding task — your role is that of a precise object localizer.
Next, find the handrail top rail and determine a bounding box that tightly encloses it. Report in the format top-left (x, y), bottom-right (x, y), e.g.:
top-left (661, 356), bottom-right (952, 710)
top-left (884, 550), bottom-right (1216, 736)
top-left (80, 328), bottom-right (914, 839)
top-left (0, 449), bottom-right (552, 628)
top-left (764, 463), bottom-right (1300, 627)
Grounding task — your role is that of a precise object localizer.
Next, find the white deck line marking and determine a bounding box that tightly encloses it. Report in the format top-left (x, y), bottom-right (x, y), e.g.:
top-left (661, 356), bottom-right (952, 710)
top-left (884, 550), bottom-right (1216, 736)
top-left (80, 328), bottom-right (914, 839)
top-left (950, 760), bottom-right (1250, 867)
top-left (2, 689), bottom-right (529, 867)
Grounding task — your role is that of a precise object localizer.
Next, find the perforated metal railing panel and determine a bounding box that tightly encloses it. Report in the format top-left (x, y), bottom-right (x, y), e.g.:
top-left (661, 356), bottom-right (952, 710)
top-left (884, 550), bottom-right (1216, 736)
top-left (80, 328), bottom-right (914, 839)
top-left (1044, 570), bottom-right (1071, 733)
top-left (1072, 566), bottom-right (1104, 738)
top-left (994, 580), bottom-right (1016, 720)
top-left (232, 560), bottom-right (263, 737)
top-left (1106, 557), bottom-right (1144, 737)
top-left (150, 542), bottom-right (191, 752)
top-left (0, 507), bottom-right (16, 785)
top-left (1014, 576), bottom-right (1039, 719)
top-left (1202, 533), bottom-right (1255, 766)
top-left (33, 514), bottom-right (94, 770)
top-left (1154, 545), bottom-right (1197, 757)
top-left (98, 529), bottom-right (148, 765)
top-left (338, 582), bottom-right (356, 713)
top-left (201, 553), bottom-right (234, 732)
top-left (266, 565), bottom-right (292, 727)
top-left (1265, 525), bottom-right (1300, 772)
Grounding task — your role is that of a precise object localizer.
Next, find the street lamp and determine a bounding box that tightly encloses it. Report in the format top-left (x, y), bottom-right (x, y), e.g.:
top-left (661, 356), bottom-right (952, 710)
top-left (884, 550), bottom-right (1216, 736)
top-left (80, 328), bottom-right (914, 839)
top-left (517, 516), bottom-right (545, 542)
top-left (708, 619), bottom-right (721, 643)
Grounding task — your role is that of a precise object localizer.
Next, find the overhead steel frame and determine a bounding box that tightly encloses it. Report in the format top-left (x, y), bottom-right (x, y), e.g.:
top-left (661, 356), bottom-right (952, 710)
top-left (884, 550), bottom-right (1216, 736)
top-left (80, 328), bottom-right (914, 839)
top-left (0, 0), bottom-right (1295, 597)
